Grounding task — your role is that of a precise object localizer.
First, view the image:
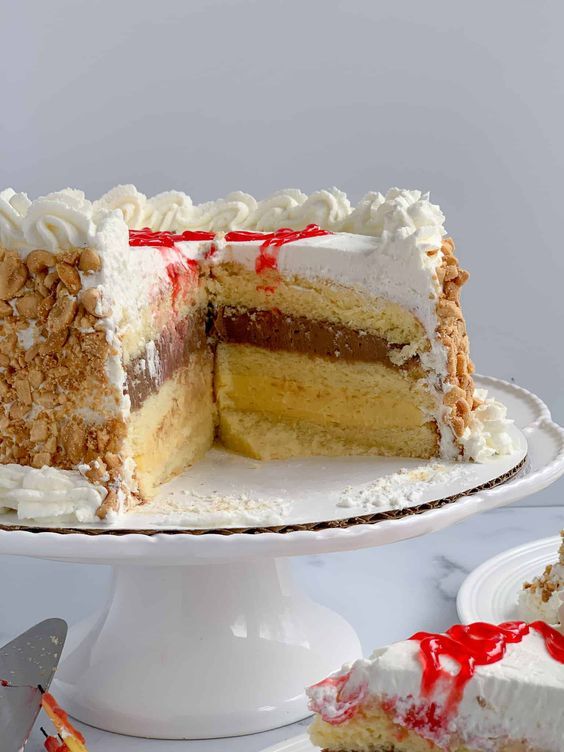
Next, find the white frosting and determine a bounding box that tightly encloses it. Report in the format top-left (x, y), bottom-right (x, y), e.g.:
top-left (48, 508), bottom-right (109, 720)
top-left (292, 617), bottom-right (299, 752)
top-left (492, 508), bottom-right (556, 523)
top-left (0, 188), bottom-right (31, 248)
top-left (460, 389), bottom-right (515, 461)
top-left (92, 185), bottom-right (439, 237)
top-left (308, 630), bottom-right (564, 751)
top-left (0, 464), bottom-right (106, 522)
top-left (22, 189), bottom-right (96, 252)
top-left (337, 463), bottom-right (478, 510)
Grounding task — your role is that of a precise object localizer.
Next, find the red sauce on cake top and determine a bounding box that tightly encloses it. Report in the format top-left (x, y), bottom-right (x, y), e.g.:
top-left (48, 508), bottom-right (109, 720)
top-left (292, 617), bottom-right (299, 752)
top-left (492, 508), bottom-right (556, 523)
top-left (409, 620), bottom-right (564, 717)
top-left (129, 228), bottom-right (216, 247)
top-left (129, 228), bottom-right (208, 305)
top-left (129, 225), bottom-right (332, 297)
top-left (224, 224), bottom-right (332, 274)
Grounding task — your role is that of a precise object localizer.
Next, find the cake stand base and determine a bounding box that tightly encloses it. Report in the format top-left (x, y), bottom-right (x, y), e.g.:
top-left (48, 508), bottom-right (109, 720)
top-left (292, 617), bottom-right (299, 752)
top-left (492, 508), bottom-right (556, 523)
top-left (53, 559), bottom-right (361, 739)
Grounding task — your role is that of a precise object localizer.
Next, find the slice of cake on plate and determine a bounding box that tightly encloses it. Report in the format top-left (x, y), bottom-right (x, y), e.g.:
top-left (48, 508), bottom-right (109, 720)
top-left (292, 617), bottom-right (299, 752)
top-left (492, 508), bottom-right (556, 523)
top-left (519, 531), bottom-right (564, 626)
top-left (307, 620), bottom-right (564, 751)
top-left (0, 185), bottom-right (513, 522)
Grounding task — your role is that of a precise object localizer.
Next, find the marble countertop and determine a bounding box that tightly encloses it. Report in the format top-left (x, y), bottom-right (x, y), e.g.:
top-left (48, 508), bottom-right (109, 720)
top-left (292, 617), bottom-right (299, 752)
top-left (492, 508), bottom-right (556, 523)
top-left (2, 503), bottom-right (562, 752)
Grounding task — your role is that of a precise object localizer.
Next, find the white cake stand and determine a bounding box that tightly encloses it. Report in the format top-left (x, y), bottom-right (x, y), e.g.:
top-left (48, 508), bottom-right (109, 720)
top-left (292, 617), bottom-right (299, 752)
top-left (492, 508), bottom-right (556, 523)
top-left (0, 376), bottom-right (562, 740)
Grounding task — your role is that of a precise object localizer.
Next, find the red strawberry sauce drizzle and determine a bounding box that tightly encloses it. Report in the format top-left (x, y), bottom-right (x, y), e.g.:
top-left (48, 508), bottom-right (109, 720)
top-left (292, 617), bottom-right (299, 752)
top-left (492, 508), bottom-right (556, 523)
top-left (311, 621), bottom-right (564, 731)
top-left (224, 224), bottom-right (332, 274)
top-left (409, 620), bottom-right (564, 718)
top-left (129, 228), bottom-right (212, 306)
top-left (309, 671), bottom-right (366, 725)
top-left (129, 229), bottom-right (216, 247)
top-left (130, 225), bottom-right (332, 297)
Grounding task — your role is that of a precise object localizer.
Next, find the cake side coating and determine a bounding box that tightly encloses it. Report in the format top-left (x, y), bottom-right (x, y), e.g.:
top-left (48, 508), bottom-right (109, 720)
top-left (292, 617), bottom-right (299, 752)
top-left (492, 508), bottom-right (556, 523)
top-left (0, 189), bottom-right (213, 519)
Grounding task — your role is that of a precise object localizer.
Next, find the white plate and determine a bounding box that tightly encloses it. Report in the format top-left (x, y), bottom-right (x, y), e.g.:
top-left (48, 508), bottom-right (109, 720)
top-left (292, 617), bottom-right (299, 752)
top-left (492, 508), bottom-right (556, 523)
top-left (457, 535), bottom-right (561, 623)
top-left (262, 735), bottom-right (313, 752)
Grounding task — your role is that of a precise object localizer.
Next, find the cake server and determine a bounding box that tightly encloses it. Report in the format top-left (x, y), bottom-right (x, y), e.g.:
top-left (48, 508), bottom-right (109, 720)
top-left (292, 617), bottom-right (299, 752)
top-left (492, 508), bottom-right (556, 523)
top-left (0, 618), bottom-right (68, 752)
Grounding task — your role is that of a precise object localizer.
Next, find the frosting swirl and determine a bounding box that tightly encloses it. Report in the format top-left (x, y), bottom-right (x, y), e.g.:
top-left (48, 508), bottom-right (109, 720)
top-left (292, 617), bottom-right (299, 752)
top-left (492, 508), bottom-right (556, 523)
top-left (93, 184), bottom-right (148, 228)
top-left (252, 189), bottom-right (307, 230)
top-left (22, 189), bottom-right (96, 251)
top-left (0, 184), bottom-right (448, 251)
top-left (283, 188), bottom-right (351, 231)
top-left (0, 188), bottom-right (30, 248)
top-left (190, 191), bottom-right (258, 231)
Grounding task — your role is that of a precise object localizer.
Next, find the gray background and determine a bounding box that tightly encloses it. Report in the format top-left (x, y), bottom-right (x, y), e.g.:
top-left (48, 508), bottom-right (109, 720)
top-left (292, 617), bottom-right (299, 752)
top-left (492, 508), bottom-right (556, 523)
top-left (1, 0), bottom-right (563, 505)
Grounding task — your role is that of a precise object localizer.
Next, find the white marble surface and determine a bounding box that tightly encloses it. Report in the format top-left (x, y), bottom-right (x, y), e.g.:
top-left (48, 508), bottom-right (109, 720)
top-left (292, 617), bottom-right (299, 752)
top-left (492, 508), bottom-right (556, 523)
top-left (1, 503), bottom-right (562, 752)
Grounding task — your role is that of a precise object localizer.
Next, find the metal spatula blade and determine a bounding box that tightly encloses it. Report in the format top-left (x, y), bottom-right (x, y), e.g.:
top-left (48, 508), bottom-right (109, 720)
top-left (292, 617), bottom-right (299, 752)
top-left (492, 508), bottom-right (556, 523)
top-left (0, 618), bottom-right (68, 752)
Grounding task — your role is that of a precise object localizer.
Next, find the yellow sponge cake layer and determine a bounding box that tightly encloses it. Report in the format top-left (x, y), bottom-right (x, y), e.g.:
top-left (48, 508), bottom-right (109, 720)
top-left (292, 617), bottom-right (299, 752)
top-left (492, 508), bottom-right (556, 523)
top-left (128, 351), bottom-right (215, 498)
top-left (215, 344), bottom-right (438, 460)
top-left (219, 410), bottom-right (438, 461)
top-left (210, 264), bottom-right (428, 349)
top-left (310, 703), bottom-right (460, 752)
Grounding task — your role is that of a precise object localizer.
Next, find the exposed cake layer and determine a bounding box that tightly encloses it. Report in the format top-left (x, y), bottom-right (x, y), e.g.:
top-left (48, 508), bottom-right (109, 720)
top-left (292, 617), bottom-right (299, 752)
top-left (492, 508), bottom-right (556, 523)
top-left (125, 307), bottom-right (207, 410)
top-left (310, 701), bottom-right (547, 751)
top-left (214, 306), bottom-right (423, 369)
top-left (215, 344), bottom-right (438, 460)
top-left (308, 624), bottom-right (564, 752)
top-left (219, 410), bottom-right (438, 461)
top-left (128, 350), bottom-right (215, 498)
top-left (210, 264), bottom-right (427, 350)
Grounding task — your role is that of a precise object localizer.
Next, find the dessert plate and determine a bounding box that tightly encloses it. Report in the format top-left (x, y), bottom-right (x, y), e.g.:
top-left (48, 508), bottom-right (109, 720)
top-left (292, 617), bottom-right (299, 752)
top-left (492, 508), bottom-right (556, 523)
top-left (0, 375), bottom-right (539, 534)
top-left (457, 535), bottom-right (561, 624)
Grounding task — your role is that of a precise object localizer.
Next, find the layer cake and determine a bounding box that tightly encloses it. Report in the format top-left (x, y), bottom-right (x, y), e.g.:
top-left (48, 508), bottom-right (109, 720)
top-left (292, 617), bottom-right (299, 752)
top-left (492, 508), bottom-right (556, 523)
top-left (0, 185), bottom-right (513, 521)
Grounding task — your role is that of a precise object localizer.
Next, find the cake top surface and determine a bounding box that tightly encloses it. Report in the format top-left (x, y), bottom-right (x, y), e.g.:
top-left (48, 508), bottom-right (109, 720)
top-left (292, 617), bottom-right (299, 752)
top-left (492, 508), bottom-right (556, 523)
top-left (0, 185), bottom-right (446, 251)
top-left (308, 620), bottom-right (564, 750)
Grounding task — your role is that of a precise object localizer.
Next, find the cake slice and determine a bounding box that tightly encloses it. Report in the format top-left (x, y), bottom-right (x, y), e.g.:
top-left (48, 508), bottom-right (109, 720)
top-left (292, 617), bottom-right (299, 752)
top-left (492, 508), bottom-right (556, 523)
top-left (519, 531), bottom-right (564, 626)
top-left (307, 620), bottom-right (564, 752)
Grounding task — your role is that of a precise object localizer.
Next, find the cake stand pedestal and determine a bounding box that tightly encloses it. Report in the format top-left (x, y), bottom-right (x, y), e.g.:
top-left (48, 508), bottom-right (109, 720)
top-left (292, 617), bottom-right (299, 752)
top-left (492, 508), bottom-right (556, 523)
top-left (0, 376), bottom-right (562, 739)
top-left (55, 559), bottom-right (359, 738)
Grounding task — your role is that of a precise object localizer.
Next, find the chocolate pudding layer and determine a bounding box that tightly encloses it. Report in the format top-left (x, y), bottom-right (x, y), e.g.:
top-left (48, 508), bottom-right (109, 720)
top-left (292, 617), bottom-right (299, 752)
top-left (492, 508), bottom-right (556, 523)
top-left (213, 306), bottom-right (418, 369)
top-left (126, 308), bottom-right (207, 410)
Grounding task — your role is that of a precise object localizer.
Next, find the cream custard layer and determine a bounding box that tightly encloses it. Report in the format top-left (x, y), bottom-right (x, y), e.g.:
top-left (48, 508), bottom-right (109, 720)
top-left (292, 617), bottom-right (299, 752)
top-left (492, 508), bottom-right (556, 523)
top-left (128, 350), bottom-right (215, 498)
top-left (215, 344), bottom-right (438, 461)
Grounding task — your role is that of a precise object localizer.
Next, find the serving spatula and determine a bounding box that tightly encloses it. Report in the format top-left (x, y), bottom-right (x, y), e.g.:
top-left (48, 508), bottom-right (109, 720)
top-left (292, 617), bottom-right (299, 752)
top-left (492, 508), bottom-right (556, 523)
top-left (0, 618), bottom-right (68, 752)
